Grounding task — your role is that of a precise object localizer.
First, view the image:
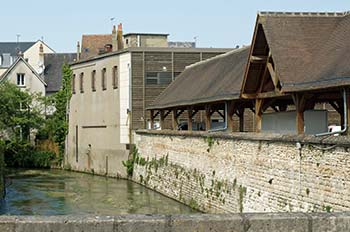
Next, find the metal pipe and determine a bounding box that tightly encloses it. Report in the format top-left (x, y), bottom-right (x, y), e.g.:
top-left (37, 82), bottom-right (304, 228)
top-left (316, 89), bottom-right (347, 137)
top-left (208, 102), bottom-right (228, 132)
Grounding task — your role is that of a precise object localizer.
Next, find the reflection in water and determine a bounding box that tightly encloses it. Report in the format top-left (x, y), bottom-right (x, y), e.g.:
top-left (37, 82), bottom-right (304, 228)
top-left (0, 169), bottom-right (197, 215)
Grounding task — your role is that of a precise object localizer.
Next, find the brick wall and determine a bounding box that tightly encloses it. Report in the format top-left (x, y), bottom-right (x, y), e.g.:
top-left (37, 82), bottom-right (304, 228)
top-left (133, 130), bottom-right (350, 213)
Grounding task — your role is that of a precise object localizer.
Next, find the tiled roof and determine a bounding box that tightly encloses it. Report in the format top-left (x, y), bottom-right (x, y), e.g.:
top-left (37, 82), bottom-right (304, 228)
top-left (258, 12), bottom-right (350, 92)
top-left (148, 47), bottom-right (249, 110)
top-left (44, 53), bottom-right (76, 94)
top-left (0, 42), bottom-right (35, 56)
top-left (81, 34), bottom-right (112, 60)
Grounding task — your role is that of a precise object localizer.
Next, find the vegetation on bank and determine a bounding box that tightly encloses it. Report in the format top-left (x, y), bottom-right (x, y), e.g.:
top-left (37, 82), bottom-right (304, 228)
top-left (0, 64), bottom-right (72, 169)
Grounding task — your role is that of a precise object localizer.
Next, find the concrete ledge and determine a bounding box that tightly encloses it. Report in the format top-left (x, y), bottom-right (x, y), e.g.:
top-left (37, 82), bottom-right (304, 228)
top-left (136, 129), bottom-right (350, 146)
top-left (1, 213), bottom-right (350, 232)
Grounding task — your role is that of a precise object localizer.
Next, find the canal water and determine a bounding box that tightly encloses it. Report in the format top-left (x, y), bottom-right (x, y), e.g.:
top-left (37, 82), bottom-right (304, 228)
top-left (0, 169), bottom-right (197, 215)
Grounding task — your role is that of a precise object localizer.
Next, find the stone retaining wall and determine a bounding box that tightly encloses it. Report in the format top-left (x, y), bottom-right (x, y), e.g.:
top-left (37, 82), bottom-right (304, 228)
top-left (133, 130), bottom-right (350, 213)
top-left (0, 213), bottom-right (350, 231)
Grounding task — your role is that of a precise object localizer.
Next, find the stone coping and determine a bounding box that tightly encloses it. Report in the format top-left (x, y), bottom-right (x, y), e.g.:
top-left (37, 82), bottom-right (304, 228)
top-left (136, 129), bottom-right (350, 147)
top-left (0, 213), bottom-right (350, 231)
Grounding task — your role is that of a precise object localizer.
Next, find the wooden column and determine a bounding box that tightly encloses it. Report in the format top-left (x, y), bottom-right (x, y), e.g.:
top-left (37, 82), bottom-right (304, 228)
top-left (238, 108), bottom-right (245, 132)
top-left (160, 110), bottom-right (165, 129)
top-left (346, 90), bottom-right (350, 135)
top-left (227, 102), bottom-right (236, 132)
top-left (172, 109), bottom-right (178, 130)
top-left (150, 110), bottom-right (155, 130)
top-left (205, 106), bottom-right (211, 131)
top-left (187, 109), bottom-right (193, 131)
top-left (255, 99), bottom-right (264, 133)
top-left (293, 94), bottom-right (306, 135)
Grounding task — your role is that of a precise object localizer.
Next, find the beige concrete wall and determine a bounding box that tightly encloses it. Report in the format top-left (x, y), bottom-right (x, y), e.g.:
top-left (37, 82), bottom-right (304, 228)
top-left (4, 60), bottom-right (45, 95)
top-left (67, 55), bottom-right (129, 177)
top-left (134, 130), bottom-right (350, 214)
top-left (24, 41), bottom-right (54, 73)
top-left (124, 35), bottom-right (168, 48)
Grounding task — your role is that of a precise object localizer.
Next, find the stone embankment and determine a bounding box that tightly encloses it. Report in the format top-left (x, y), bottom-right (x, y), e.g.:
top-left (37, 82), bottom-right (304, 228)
top-left (0, 213), bottom-right (350, 231)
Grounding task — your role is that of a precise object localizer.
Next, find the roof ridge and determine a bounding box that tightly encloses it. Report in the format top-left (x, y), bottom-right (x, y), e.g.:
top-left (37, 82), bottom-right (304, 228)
top-left (186, 46), bottom-right (250, 69)
top-left (258, 11), bottom-right (348, 17)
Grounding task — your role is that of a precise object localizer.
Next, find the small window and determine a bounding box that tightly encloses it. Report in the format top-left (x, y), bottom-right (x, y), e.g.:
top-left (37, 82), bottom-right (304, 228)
top-left (113, 66), bottom-right (118, 89)
top-left (16, 73), bottom-right (25, 87)
top-left (126, 39), bottom-right (129, 45)
top-left (101, 68), bottom-right (107, 90)
top-left (79, 72), bottom-right (84, 93)
top-left (91, 70), bottom-right (96, 92)
top-left (72, 74), bottom-right (76, 94)
top-left (145, 72), bottom-right (172, 85)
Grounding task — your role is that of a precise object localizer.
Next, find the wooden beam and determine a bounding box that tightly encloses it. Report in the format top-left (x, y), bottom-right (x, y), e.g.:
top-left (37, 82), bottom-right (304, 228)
top-left (150, 110), bottom-right (155, 130)
top-left (346, 90), bottom-right (350, 135)
top-left (160, 110), bottom-right (165, 129)
top-left (267, 62), bottom-right (279, 89)
top-left (293, 94), bottom-right (306, 135)
top-left (227, 102), bottom-right (236, 132)
top-left (216, 110), bottom-right (225, 119)
top-left (238, 108), bottom-right (245, 132)
top-left (187, 109), bottom-right (193, 131)
top-left (172, 109), bottom-right (178, 130)
top-left (205, 105), bottom-right (211, 131)
top-left (250, 55), bottom-right (268, 63)
top-left (255, 99), bottom-right (264, 133)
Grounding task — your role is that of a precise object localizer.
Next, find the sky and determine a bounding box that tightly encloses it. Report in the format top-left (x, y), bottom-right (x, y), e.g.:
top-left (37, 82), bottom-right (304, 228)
top-left (1, 0), bottom-right (350, 52)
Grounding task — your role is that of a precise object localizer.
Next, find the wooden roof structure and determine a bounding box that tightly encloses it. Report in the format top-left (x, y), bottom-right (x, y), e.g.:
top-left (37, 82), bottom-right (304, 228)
top-left (242, 12), bottom-right (350, 134)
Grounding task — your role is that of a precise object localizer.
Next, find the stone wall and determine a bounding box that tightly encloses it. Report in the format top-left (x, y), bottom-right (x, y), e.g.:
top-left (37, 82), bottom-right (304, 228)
top-left (133, 130), bottom-right (350, 213)
top-left (1, 213), bottom-right (350, 231)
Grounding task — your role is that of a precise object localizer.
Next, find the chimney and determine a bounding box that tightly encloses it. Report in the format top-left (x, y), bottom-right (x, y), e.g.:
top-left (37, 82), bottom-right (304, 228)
top-left (77, 41), bottom-right (80, 61)
top-left (39, 43), bottom-right (44, 65)
top-left (112, 25), bottom-right (118, 52)
top-left (117, 23), bottom-right (123, 50)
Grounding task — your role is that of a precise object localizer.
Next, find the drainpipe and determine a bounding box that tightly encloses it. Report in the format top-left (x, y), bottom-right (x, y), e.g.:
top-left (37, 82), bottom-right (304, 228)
top-left (208, 102), bottom-right (228, 132)
top-left (316, 89), bottom-right (347, 137)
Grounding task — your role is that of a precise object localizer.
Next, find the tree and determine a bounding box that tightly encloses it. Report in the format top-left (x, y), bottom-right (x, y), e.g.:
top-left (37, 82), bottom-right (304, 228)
top-left (0, 82), bottom-right (43, 141)
top-left (43, 64), bottom-right (72, 158)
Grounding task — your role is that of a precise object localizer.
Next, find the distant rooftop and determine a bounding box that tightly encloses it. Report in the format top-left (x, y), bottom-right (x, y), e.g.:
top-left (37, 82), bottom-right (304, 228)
top-left (259, 11), bottom-right (350, 17)
top-left (0, 42), bottom-right (35, 57)
top-left (123, 33), bottom-right (169, 37)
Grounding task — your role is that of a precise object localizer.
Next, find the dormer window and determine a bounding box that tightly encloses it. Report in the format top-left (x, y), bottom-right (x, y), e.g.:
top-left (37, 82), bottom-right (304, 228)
top-left (17, 73), bottom-right (25, 87)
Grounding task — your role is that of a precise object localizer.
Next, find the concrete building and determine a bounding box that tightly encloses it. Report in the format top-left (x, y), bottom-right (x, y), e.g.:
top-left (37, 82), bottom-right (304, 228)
top-left (68, 28), bottom-right (232, 176)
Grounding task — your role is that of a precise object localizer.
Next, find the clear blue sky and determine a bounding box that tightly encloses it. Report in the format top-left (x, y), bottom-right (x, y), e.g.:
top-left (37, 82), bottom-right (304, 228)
top-left (1, 0), bottom-right (349, 52)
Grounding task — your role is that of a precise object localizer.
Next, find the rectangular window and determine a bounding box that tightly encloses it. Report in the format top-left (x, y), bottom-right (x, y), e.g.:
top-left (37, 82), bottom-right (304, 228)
top-left (113, 66), bottom-right (118, 89)
top-left (79, 72), bottom-right (84, 93)
top-left (145, 72), bottom-right (172, 85)
top-left (101, 68), bottom-right (107, 90)
top-left (16, 73), bottom-right (25, 87)
top-left (91, 70), bottom-right (96, 92)
top-left (72, 74), bottom-right (76, 94)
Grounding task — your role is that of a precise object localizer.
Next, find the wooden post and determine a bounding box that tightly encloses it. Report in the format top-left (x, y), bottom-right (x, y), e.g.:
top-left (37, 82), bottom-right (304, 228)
top-left (205, 106), bottom-right (211, 131)
top-left (150, 110), bottom-right (155, 130)
top-left (187, 109), bottom-right (193, 131)
top-left (293, 94), bottom-right (306, 135)
top-left (346, 90), bottom-right (350, 135)
top-left (255, 99), bottom-right (264, 133)
top-left (160, 110), bottom-right (165, 130)
top-left (227, 102), bottom-right (235, 132)
top-left (238, 108), bottom-right (245, 132)
top-left (172, 109), bottom-right (178, 130)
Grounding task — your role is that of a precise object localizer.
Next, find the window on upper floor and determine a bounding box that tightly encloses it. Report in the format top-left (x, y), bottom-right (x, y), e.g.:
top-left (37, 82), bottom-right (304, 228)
top-left (102, 68), bottom-right (107, 91)
top-left (72, 74), bottom-right (76, 94)
top-left (16, 73), bottom-right (25, 87)
top-left (80, 72), bottom-right (84, 93)
top-left (91, 70), bottom-right (96, 92)
top-left (145, 72), bottom-right (172, 85)
top-left (113, 66), bottom-right (118, 89)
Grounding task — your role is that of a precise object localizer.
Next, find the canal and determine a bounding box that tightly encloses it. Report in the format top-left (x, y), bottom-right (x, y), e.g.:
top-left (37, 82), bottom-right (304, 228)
top-left (0, 169), bottom-right (197, 215)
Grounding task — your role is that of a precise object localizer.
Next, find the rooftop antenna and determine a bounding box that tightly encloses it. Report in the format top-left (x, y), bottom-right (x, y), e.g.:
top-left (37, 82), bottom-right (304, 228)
top-left (194, 36), bottom-right (198, 46)
top-left (110, 17), bottom-right (116, 27)
top-left (16, 34), bottom-right (21, 43)
top-left (41, 36), bottom-right (44, 42)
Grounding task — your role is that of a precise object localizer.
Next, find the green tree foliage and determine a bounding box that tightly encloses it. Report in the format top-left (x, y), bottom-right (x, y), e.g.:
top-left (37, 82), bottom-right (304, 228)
top-left (42, 64), bottom-right (72, 158)
top-left (0, 82), bottom-right (43, 141)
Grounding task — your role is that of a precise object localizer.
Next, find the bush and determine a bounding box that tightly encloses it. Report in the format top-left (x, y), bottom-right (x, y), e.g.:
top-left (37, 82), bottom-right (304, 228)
top-left (4, 141), bottom-right (56, 168)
